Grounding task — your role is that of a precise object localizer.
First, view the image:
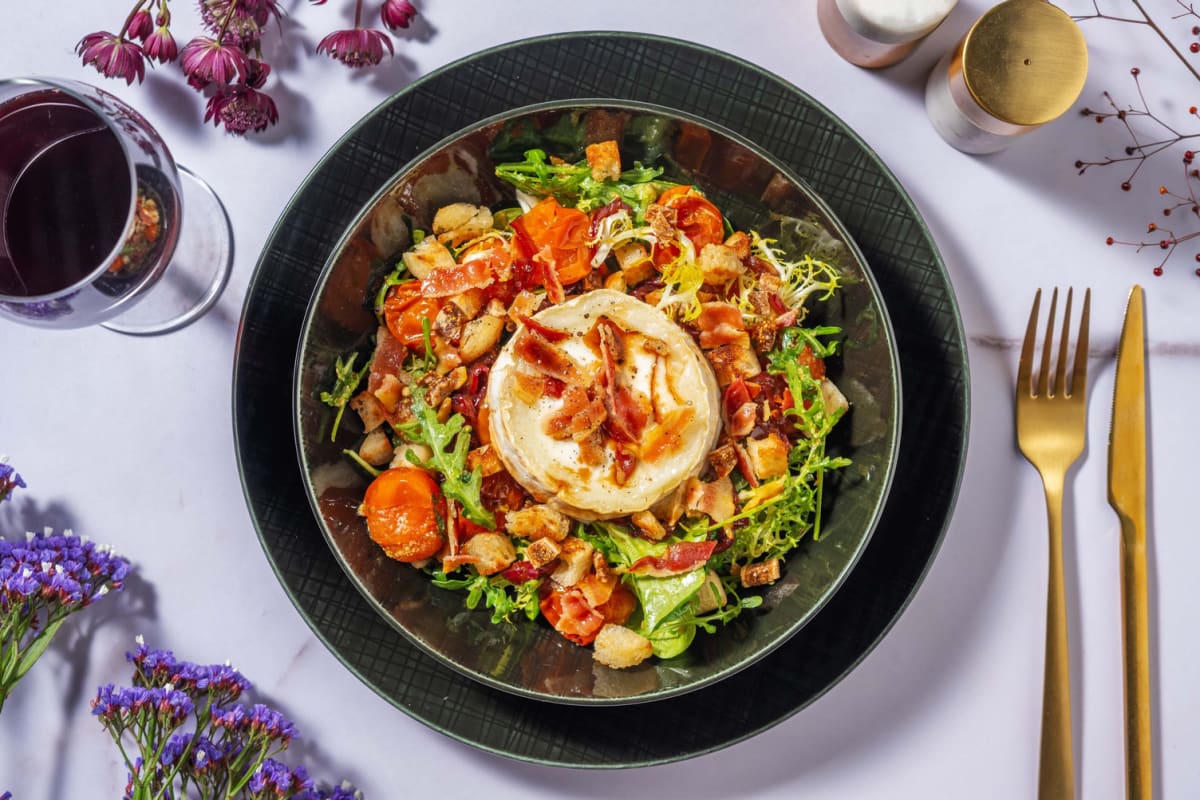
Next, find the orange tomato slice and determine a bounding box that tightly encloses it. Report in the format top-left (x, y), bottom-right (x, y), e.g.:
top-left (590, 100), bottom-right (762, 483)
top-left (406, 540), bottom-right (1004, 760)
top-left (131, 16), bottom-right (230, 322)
top-left (383, 283), bottom-right (442, 350)
top-left (512, 197), bottom-right (592, 285)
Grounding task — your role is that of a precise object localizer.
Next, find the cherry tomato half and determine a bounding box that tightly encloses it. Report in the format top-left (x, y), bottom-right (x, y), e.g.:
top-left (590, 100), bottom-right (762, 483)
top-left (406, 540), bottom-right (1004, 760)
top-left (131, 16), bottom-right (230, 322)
top-left (511, 197), bottom-right (592, 285)
top-left (662, 188), bottom-right (725, 252)
top-left (363, 467), bottom-right (444, 563)
top-left (383, 283), bottom-right (442, 350)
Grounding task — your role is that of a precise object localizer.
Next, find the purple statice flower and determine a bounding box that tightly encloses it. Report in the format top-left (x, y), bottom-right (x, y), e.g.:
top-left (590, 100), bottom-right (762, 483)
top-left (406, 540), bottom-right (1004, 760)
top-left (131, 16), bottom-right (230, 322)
top-left (180, 36), bottom-right (247, 87)
top-left (213, 702), bottom-right (299, 745)
top-left (380, 0), bottom-right (417, 32)
top-left (127, 9), bottom-right (154, 40)
top-left (76, 31), bottom-right (147, 85)
top-left (159, 731), bottom-right (232, 775)
top-left (127, 638), bottom-right (252, 704)
top-left (316, 27), bottom-right (393, 68)
top-left (248, 758), bottom-right (314, 798)
top-left (92, 684), bottom-right (194, 730)
top-left (142, 25), bottom-right (179, 63)
top-left (0, 458), bottom-right (24, 503)
top-left (0, 529), bottom-right (129, 611)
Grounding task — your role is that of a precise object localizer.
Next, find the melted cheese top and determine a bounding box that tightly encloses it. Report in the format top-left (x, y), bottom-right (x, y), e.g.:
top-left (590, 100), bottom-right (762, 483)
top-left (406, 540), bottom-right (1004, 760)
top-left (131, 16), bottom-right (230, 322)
top-left (487, 289), bottom-right (721, 519)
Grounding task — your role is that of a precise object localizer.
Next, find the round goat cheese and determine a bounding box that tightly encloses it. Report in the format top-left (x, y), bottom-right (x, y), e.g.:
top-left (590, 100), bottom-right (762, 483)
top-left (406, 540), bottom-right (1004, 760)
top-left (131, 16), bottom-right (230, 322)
top-left (487, 289), bottom-right (721, 519)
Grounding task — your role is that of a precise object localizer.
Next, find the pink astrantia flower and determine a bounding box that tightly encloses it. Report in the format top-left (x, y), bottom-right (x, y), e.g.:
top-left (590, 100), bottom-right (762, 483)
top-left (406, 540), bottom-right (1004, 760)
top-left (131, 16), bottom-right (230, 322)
top-left (142, 26), bottom-right (179, 63)
top-left (127, 10), bottom-right (154, 40)
top-left (180, 36), bottom-right (247, 86)
top-left (205, 85), bottom-right (278, 134)
top-left (77, 32), bottom-right (146, 85)
top-left (316, 27), bottom-right (393, 68)
top-left (380, 0), bottom-right (417, 31)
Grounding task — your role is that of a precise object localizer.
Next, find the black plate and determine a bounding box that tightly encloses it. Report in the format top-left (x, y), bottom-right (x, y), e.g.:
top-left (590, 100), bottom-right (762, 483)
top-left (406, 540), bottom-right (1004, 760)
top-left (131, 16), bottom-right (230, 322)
top-left (234, 31), bottom-right (969, 766)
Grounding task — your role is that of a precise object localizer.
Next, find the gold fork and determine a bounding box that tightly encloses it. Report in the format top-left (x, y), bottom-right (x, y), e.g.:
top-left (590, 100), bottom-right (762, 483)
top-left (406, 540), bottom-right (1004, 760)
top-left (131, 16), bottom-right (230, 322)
top-left (1016, 287), bottom-right (1091, 800)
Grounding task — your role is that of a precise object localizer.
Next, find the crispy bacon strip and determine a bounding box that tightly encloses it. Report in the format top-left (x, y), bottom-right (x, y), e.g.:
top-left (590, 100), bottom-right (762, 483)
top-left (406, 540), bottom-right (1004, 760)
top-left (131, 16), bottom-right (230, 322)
top-left (513, 328), bottom-right (582, 383)
top-left (622, 540), bottom-right (717, 577)
top-left (534, 245), bottom-right (566, 304)
top-left (420, 258), bottom-right (494, 298)
top-left (596, 317), bottom-right (646, 443)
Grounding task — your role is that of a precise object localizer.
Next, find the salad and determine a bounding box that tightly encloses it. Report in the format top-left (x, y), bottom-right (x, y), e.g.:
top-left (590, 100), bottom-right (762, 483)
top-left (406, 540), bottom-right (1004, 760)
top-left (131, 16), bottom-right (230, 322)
top-left (323, 139), bottom-right (850, 669)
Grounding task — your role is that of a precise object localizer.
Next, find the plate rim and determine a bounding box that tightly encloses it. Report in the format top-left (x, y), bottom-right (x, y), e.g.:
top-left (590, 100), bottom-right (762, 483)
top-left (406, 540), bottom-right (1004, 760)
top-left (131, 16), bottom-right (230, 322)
top-left (233, 29), bottom-right (970, 768)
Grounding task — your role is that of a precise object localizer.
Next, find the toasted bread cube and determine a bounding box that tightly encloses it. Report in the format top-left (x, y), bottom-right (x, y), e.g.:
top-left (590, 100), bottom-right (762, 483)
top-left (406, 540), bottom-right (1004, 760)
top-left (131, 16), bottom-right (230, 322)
top-left (526, 537), bottom-right (562, 569)
top-left (698, 243), bottom-right (745, 286)
top-left (706, 343), bottom-right (762, 387)
top-left (694, 570), bottom-right (728, 614)
top-left (644, 204), bottom-right (678, 242)
top-left (507, 290), bottom-right (545, 330)
top-left (603, 271), bottom-right (627, 293)
top-left (550, 536), bottom-right (594, 587)
top-left (433, 302), bottom-right (466, 343)
top-left (585, 140), bottom-right (621, 182)
top-left (357, 428), bottom-right (394, 467)
top-left (450, 288), bottom-right (484, 321)
top-left (466, 444), bottom-right (503, 477)
top-left (630, 510), bottom-right (667, 541)
top-left (432, 203), bottom-right (494, 246)
top-left (821, 378), bottom-right (849, 417)
top-left (350, 390), bottom-right (388, 432)
top-left (746, 432), bottom-right (790, 481)
top-left (389, 441), bottom-right (433, 469)
top-left (462, 533), bottom-right (516, 577)
top-left (504, 504), bottom-right (571, 542)
top-left (593, 624), bottom-right (653, 669)
top-left (459, 314), bottom-right (505, 364)
top-left (724, 230), bottom-right (752, 260)
top-left (372, 373), bottom-right (405, 413)
top-left (402, 236), bottom-right (456, 279)
top-left (739, 558), bottom-right (781, 588)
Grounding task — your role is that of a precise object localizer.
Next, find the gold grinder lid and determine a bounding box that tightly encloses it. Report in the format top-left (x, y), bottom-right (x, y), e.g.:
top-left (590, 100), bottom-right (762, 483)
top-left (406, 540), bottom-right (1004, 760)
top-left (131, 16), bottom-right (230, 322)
top-left (961, 0), bottom-right (1088, 127)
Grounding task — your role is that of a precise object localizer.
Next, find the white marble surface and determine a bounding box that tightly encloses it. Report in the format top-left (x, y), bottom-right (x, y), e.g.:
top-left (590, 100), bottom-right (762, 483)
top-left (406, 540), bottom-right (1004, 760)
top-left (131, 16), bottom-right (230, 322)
top-left (2, 1), bottom-right (1197, 797)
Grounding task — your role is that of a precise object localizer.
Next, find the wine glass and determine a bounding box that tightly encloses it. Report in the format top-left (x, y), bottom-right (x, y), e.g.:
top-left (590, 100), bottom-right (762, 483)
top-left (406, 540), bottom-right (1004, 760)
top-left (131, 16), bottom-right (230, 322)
top-left (0, 76), bottom-right (232, 335)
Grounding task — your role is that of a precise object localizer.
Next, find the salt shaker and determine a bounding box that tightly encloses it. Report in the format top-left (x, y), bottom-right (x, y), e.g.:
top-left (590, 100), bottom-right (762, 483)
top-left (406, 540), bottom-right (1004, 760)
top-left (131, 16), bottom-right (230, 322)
top-left (818, 0), bottom-right (958, 68)
top-left (925, 0), bottom-right (1088, 154)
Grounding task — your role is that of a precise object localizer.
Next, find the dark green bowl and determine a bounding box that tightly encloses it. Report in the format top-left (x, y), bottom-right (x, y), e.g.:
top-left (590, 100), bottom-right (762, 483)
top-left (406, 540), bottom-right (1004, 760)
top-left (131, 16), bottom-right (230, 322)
top-left (292, 99), bottom-right (900, 705)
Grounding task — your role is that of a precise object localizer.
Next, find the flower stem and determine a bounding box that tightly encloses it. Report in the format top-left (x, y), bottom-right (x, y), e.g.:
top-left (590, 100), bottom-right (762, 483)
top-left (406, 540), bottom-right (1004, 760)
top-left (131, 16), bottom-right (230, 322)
top-left (354, 0), bottom-right (363, 28)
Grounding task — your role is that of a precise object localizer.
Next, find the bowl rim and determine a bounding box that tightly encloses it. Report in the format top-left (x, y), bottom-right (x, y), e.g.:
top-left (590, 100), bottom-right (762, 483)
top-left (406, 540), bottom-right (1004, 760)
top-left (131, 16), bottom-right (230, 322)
top-left (291, 96), bottom-right (903, 705)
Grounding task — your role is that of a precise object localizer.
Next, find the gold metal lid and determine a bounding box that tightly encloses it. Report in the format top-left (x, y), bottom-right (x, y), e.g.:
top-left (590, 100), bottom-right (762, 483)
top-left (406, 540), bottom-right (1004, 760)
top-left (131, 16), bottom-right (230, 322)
top-left (961, 0), bottom-right (1088, 127)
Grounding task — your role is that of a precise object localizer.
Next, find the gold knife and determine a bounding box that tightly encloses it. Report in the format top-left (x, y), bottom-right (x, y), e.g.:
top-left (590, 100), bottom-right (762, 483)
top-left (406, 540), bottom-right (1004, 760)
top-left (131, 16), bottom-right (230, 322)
top-left (1108, 285), bottom-right (1151, 800)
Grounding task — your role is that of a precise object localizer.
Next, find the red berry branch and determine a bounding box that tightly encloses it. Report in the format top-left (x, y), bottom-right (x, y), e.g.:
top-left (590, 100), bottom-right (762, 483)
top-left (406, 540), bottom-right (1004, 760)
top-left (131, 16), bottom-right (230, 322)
top-left (1072, 1), bottom-right (1200, 276)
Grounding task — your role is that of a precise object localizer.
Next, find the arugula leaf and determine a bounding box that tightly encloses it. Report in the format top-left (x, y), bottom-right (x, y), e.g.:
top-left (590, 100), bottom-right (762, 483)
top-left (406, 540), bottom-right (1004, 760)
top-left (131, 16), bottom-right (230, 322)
top-left (319, 353), bottom-right (372, 441)
top-left (494, 149), bottom-right (671, 220)
top-left (431, 572), bottom-right (540, 624)
top-left (394, 387), bottom-right (495, 529)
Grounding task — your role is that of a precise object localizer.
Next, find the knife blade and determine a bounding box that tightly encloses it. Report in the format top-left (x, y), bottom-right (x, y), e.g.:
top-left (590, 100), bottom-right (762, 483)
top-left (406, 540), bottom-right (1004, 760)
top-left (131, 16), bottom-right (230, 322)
top-left (1108, 285), bottom-right (1151, 800)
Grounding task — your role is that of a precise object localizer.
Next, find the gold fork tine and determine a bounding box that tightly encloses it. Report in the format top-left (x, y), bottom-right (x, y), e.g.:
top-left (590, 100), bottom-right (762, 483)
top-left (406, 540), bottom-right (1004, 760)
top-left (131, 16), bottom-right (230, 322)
top-left (1071, 289), bottom-right (1091, 397)
top-left (1037, 288), bottom-right (1058, 398)
top-left (1055, 288), bottom-right (1073, 397)
top-left (1018, 288), bottom-right (1041, 396)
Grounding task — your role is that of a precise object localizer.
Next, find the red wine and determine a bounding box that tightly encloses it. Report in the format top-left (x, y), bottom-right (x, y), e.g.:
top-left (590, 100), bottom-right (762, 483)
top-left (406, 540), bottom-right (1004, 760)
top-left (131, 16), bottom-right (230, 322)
top-left (0, 90), bottom-right (132, 297)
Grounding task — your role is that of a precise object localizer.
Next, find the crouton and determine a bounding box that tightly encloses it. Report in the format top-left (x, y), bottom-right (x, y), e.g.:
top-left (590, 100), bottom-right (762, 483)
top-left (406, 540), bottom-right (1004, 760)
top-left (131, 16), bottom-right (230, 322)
top-left (644, 204), bottom-right (678, 242)
top-left (603, 271), bottom-right (627, 293)
top-left (630, 510), bottom-right (667, 541)
top-left (458, 315), bottom-right (505, 363)
top-left (592, 624), bottom-right (653, 669)
top-left (372, 373), bottom-right (405, 413)
top-left (350, 390), bottom-right (388, 432)
top-left (402, 236), bottom-right (456, 279)
top-left (462, 533), bottom-right (516, 576)
top-left (389, 441), bottom-right (433, 469)
top-left (695, 570), bottom-right (728, 614)
top-left (526, 537), bottom-right (562, 569)
top-left (585, 140), bottom-right (622, 182)
top-left (466, 444), bottom-right (504, 477)
top-left (697, 243), bottom-right (745, 286)
top-left (432, 203), bottom-right (494, 246)
top-left (739, 559), bottom-right (781, 588)
top-left (450, 288), bottom-right (484, 321)
top-left (504, 504), bottom-right (571, 542)
top-left (432, 302), bottom-right (466, 343)
top-left (821, 378), bottom-right (849, 417)
top-left (746, 432), bottom-right (790, 481)
top-left (357, 428), bottom-right (394, 467)
top-left (550, 536), bottom-right (594, 587)
top-left (724, 230), bottom-right (752, 260)
top-left (706, 343), bottom-right (762, 387)
top-left (707, 442), bottom-right (738, 478)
